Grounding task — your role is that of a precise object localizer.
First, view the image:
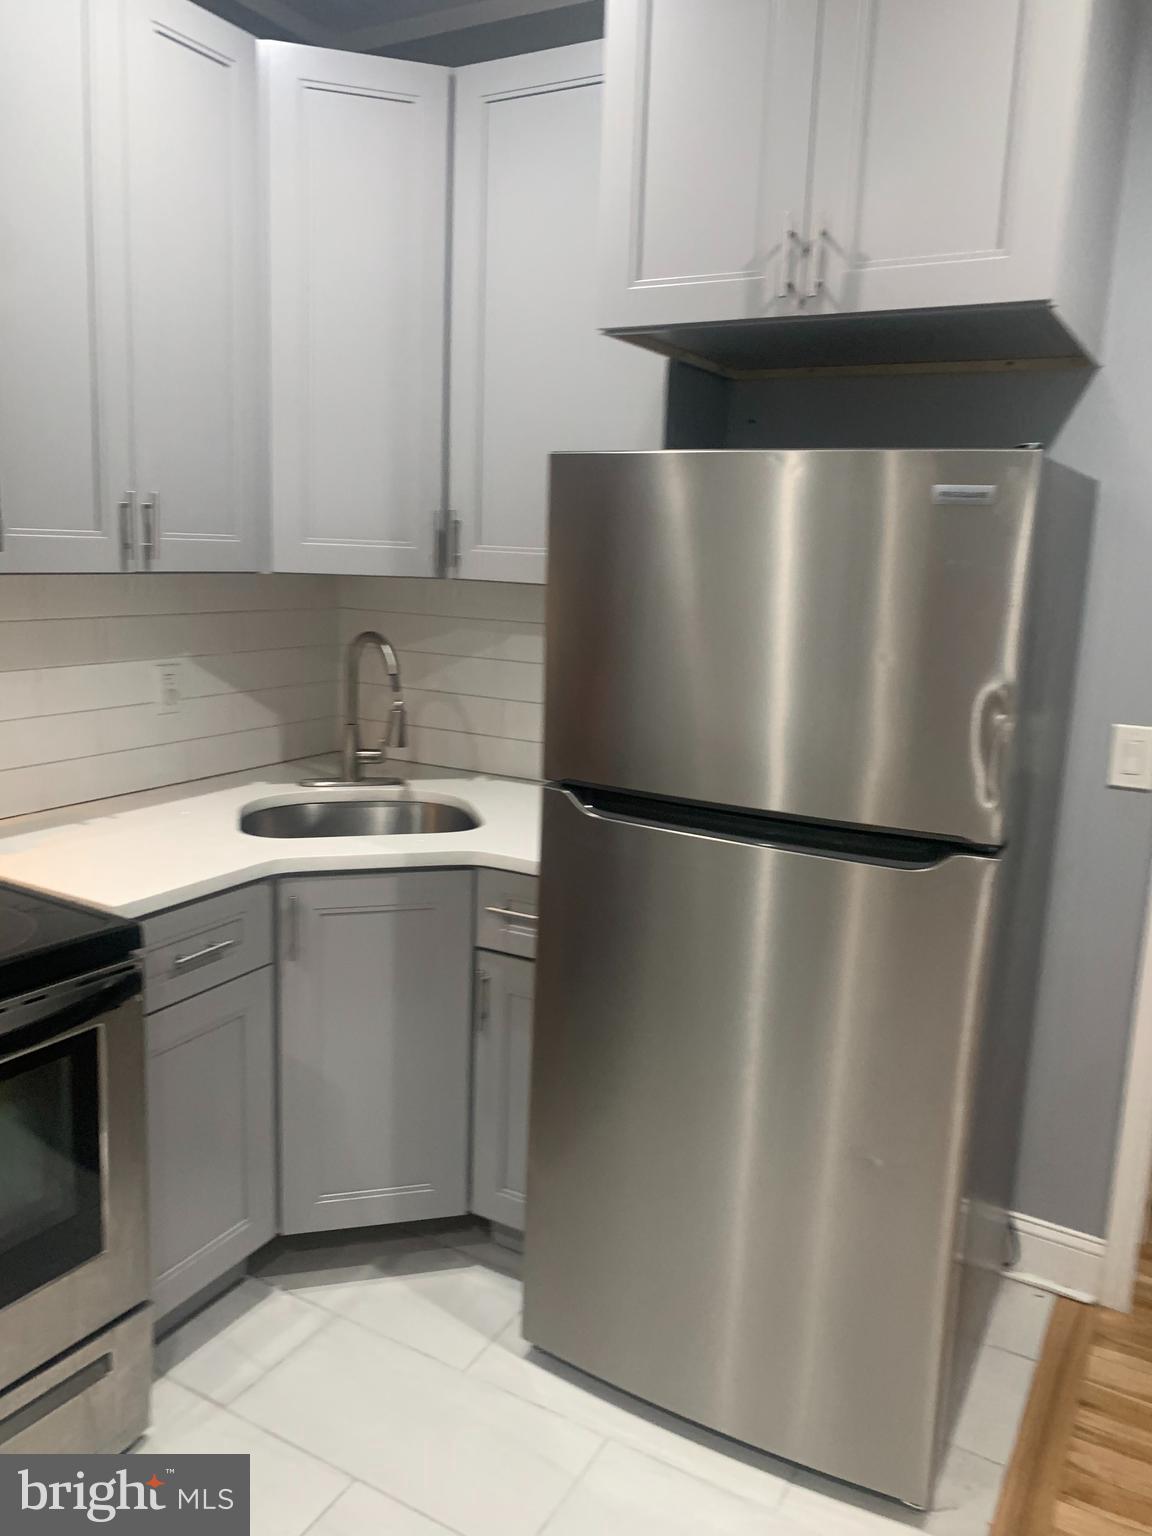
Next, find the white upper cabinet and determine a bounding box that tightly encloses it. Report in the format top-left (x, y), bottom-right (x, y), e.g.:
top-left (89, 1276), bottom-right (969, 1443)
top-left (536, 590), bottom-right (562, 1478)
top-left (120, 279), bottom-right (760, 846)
top-left (805, 0), bottom-right (1122, 329)
top-left (263, 44), bottom-right (448, 576)
top-left (0, 0), bottom-right (130, 572)
top-left (599, 0), bottom-right (816, 331)
top-left (123, 0), bottom-right (261, 570)
top-left (450, 43), bottom-right (665, 583)
top-left (599, 0), bottom-right (1135, 357)
top-left (0, 0), bottom-right (262, 574)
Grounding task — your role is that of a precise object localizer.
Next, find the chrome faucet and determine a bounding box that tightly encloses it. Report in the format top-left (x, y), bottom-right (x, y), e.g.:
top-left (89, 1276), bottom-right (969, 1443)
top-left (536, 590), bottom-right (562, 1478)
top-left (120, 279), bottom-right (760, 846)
top-left (302, 630), bottom-right (408, 788)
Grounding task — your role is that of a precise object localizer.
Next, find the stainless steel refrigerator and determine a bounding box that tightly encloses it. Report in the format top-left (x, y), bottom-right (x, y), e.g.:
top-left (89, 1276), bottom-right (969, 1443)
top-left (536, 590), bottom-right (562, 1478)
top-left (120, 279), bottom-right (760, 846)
top-left (523, 449), bottom-right (1094, 1508)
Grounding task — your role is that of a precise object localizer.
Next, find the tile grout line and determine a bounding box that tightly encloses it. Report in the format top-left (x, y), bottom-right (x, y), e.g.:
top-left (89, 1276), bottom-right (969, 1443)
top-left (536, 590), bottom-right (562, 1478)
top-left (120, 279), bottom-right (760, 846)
top-left (295, 1479), bottom-right (354, 1536)
top-left (150, 1364), bottom-right (362, 1505)
top-left (530, 1435), bottom-right (611, 1536)
top-left (209, 1309), bottom-right (482, 1536)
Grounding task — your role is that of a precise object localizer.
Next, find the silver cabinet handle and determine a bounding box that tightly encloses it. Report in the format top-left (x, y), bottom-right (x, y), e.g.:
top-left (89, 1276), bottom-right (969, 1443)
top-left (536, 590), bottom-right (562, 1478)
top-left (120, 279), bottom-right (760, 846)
top-left (484, 905), bottom-right (537, 927)
top-left (139, 493), bottom-right (158, 569)
top-left (805, 226), bottom-right (828, 302)
top-left (283, 896), bottom-right (301, 962)
top-left (778, 215), bottom-right (801, 300)
top-left (118, 493), bottom-right (135, 571)
top-left (171, 936), bottom-right (236, 975)
top-left (476, 968), bottom-right (491, 1026)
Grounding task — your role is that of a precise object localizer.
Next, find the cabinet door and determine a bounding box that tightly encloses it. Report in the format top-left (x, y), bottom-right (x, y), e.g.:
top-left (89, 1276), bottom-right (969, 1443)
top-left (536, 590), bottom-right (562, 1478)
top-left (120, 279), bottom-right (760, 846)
top-left (122, 0), bottom-right (261, 571)
top-left (806, 0), bottom-right (1084, 316)
top-left (451, 43), bottom-right (665, 583)
top-left (263, 44), bottom-right (448, 576)
top-left (0, 0), bottom-right (130, 572)
top-left (598, 0), bottom-right (817, 330)
top-left (148, 968), bottom-right (275, 1319)
top-left (472, 952), bottom-right (534, 1231)
top-left (280, 872), bottom-right (472, 1233)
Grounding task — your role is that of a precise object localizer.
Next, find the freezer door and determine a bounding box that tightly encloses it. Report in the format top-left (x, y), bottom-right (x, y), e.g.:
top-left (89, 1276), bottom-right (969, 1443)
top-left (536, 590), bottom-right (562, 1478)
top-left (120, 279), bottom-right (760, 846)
top-left (524, 787), bottom-right (1000, 1507)
top-left (545, 449), bottom-right (1040, 845)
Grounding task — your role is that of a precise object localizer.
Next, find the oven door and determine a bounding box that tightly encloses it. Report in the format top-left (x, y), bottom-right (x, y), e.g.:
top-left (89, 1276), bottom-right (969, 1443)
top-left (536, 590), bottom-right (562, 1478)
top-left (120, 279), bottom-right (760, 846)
top-left (0, 964), bottom-right (148, 1391)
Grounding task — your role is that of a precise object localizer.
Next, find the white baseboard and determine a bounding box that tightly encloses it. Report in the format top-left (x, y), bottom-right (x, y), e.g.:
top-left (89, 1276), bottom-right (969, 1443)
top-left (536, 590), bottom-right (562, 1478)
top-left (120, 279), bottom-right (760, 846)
top-left (1005, 1211), bottom-right (1105, 1303)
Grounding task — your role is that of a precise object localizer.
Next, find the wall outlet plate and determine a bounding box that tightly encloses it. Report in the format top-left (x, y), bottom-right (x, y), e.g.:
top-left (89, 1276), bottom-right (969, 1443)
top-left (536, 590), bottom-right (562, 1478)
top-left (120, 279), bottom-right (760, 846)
top-left (155, 659), bottom-right (184, 717)
top-left (1108, 724), bottom-right (1152, 791)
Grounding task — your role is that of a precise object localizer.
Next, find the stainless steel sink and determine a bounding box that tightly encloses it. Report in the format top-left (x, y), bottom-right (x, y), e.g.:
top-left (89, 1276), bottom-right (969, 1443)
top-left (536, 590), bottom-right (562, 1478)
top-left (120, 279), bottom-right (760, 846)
top-left (239, 798), bottom-right (479, 838)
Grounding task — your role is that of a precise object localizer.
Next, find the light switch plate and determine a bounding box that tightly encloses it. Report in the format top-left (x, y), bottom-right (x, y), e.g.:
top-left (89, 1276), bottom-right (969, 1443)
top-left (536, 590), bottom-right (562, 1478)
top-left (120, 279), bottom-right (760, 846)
top-left (1108, 724), bottom-right (1152, 791)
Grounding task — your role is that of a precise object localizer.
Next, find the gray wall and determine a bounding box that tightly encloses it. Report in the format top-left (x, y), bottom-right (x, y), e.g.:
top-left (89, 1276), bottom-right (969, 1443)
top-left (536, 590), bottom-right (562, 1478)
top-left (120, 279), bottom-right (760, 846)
top-left (664, 13), bottom-right (1152, 1239)
top-left (1014, 16), bottom-right (1152, 1237)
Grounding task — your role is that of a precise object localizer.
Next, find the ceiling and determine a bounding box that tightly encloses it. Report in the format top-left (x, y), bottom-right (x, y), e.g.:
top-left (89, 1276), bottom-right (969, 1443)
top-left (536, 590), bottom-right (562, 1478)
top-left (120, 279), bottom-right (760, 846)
top-left (197, 0), bottom-right (601, 54)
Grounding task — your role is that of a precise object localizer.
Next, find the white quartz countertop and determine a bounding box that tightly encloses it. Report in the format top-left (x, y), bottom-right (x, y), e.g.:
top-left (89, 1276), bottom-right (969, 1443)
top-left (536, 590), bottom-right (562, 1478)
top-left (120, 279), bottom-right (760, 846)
top-left (0, 760), bottom-right (542, 918)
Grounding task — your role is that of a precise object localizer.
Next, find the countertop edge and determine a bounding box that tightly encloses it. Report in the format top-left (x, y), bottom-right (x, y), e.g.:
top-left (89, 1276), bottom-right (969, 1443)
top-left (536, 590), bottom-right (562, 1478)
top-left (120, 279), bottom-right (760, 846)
top-left (112, 849), bottom-right (541, 919)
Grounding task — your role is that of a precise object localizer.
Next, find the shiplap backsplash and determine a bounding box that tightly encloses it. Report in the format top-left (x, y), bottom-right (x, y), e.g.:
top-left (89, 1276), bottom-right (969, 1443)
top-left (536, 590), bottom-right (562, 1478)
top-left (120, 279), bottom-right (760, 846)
top-left (0, 573), bottom-right (547, 819)
top-left (339, 576), bottom-right (545, 781)
top-left (0, 575), bottom-right (340, 818)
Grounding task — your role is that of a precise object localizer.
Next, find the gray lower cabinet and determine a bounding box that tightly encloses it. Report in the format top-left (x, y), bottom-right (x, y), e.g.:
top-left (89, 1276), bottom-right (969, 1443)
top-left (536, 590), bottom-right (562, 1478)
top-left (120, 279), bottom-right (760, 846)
top-left (147, 967), bottom-right (276, 1319)
top-left (279, 871), bottom-right (473, 1234)
top-left (471, 951), bottom-right (534, 1231)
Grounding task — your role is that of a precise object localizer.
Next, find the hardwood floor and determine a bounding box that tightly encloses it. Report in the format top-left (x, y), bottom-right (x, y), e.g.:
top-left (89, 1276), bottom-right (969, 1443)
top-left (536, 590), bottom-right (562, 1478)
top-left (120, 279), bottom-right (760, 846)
top-left (993, 1245), bottom-right (1152, 1534)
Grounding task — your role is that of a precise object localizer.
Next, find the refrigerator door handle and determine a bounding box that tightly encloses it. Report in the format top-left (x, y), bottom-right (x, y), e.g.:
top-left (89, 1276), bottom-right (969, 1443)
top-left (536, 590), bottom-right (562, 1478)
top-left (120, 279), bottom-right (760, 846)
top-left (975, 683), bottom-right (1016, 812)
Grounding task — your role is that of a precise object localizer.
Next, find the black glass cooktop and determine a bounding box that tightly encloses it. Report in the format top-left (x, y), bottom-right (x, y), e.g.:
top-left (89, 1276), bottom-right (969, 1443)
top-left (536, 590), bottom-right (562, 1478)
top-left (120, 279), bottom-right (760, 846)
top-left (0, 882), bottom-right (140, 1000)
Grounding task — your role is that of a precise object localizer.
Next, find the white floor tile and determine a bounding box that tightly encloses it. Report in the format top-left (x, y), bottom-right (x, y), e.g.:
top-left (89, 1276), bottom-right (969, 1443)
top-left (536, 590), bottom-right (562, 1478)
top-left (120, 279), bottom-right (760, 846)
top-left (542, 1442), bottom-right (799, 1536)
top-left (312, 1260), bottom-right (521, 1368)
top-left (305, 1481), bottom-right (454, 1536)
top-left (141, 1378), bottom-right (209, 1441)
top-left (780, 1445), bottom-right (1002, 1534)
top-left (470, 1316), bottom-right (794, 1510)
top-left (155, 1278), bottom-right (329, 1405)
top-left (982, 1281), bottom-right (1053, 1360)
top-left (136, 1382), bottom-right (349, 1536)
top-left (231, 1316), bottom-right (601, 1536)
top-left (950, 1344), bottom-right (1035, 1465)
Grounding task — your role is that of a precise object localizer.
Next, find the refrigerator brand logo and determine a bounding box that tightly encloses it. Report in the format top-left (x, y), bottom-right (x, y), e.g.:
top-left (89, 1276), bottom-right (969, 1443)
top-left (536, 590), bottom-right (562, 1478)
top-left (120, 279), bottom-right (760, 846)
top-left (1, 1456), bottom-right (249, 1530)
top-left (932, 483), bottom-right (997, 505)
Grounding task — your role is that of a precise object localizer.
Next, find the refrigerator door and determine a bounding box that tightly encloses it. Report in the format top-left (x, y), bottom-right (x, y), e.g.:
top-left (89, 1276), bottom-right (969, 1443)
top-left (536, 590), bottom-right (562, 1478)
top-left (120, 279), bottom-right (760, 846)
top-left (524, 787), bottom-right (1000, 1507)
top-left (545, 449), bottom-right (1040, 846)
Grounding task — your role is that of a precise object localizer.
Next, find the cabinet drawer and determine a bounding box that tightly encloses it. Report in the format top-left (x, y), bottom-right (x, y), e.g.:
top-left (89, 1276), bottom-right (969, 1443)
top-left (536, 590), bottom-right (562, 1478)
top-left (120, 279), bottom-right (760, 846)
top-left (476, 870), bottom-right (539, 959)
top-left (143, 883), bottom-right (272, 1013)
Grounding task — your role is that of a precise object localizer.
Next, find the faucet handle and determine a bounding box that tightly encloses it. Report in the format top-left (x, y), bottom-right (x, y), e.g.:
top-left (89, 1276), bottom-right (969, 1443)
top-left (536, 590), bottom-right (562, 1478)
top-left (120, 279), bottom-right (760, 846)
top-left (388, 698), bottom-right (408, 751)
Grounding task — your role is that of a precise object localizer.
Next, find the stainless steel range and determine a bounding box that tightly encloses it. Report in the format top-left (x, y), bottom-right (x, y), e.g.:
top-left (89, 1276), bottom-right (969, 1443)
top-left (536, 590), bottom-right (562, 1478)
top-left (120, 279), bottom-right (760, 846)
top-left (0, 884), bottom-right (150, 1453)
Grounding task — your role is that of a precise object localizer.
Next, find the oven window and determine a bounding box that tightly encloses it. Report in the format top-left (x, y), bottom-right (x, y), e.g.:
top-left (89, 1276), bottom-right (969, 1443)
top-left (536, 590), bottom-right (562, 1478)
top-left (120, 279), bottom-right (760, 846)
top-left (0, 1029), bottom-right (102, 1309)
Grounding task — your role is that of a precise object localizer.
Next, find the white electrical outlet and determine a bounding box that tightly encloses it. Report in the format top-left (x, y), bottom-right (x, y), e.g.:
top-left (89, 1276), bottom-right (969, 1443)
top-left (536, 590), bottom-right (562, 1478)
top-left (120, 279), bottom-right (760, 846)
top-left (1108, 724), bottom-right (1152, 791)
top-left (155, 659), bottom-right (184, 717)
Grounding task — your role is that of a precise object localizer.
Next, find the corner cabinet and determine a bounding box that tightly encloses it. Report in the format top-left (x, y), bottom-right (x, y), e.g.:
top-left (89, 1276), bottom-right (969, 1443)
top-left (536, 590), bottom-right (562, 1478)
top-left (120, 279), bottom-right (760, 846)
top-left (278, 872), bottom-right (472, 1233)
top-left (449, 42), bottom-right (665, 583)
top-left (599, 0), bottom-right (1135, 357)
top-left (262, 44), bottom-right (448, 576)
top-left (0, 0), bottom-right (262, 574)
